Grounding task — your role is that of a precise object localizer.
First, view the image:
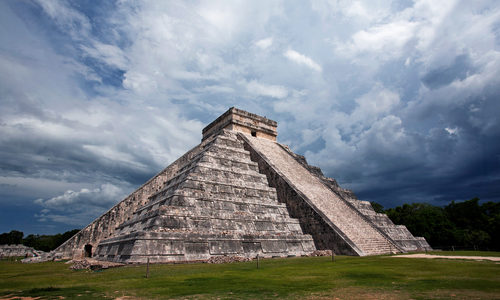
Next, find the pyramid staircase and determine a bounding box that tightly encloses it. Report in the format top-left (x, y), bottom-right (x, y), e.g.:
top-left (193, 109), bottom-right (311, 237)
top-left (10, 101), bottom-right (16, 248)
top-left (347, 199), bottom-right (431, 251)
top-left (240, 134), bottom-right (401, 256)
top-left (95, 130), bottom-right (315, 263)
top-left (280, 145), bottom-right (431, 252)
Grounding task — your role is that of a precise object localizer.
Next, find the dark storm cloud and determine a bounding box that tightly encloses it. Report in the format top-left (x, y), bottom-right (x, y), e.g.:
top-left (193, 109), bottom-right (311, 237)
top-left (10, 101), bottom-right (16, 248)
top-left (421, 54), bottom-right (475, 90)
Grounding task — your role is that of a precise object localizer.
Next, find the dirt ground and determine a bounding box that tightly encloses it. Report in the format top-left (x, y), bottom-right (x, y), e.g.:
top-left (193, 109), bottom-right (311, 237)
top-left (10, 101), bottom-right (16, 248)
top-left (392, 254), bottom-right (500, 261)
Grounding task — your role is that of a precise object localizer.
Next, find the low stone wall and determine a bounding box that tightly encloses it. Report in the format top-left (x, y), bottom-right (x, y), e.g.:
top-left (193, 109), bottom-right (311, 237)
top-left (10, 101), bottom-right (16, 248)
top-left (0, 244), bottom-right (36, 257)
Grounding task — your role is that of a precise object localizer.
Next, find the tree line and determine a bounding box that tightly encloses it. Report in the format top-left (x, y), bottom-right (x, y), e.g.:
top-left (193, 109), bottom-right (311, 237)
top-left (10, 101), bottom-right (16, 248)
top-left (0, 229), bottom-right (80, 252)
top-left (372, 198), bottom-right (500, 250)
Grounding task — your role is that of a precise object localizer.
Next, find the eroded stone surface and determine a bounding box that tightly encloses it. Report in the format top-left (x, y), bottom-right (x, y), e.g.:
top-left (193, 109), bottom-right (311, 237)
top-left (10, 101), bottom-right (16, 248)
top-left (94, 131), bottom-right (315, 263)
top-left (55, 107), bottom-right (431, 261)
top-left (0, 244), bottom-right (37, 257)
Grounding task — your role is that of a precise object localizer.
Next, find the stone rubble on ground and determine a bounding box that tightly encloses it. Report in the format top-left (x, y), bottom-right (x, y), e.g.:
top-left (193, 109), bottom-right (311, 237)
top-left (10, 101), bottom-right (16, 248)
top-left (308, 250), bottom-right (333, 257)
top-left (206, 256), bottom-right (252, 264)
top-left (20, 250), bottom-right (61, 263)
top-left (68, 259), bottom-right (124, 270)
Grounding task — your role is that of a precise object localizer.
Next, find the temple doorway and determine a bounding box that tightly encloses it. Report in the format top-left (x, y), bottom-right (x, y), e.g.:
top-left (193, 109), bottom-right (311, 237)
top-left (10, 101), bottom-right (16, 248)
top-left (84, 244), bottom-right (92, 258)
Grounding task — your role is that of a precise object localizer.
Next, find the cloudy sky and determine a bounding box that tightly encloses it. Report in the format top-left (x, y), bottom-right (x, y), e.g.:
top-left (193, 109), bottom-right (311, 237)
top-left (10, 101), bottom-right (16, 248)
top-left (1, 0), bottom-right (499, 235)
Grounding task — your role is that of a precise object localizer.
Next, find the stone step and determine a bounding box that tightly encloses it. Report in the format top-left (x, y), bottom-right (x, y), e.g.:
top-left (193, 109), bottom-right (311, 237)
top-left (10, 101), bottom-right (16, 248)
top-left (136, 184), bottom-right (282, 217)
top-left (205, 142), bottom-right (251, 157)
top-left (118, 219), bottom-right (304, 236)
top-left (151, 163), bottom-right (270, 207)
top-left (211, 135), bottom-right (245, 149)
top-left (199, 153), bottom-right (260, 172)
top-left (172, 136), bottom-right (249, 176)
top-left (186, 173), bottom-right (269, 190)
top-left (181, 178), bottom-right (277, 196)
top-left (122, 206), bottom-right (299, 229)
top-left (170, 145), bottom-right (258, 184)
top-left (172, 186), bottom-right (278, 202)
top-left (143, 193), bottom-right (285, 213)
top-left (99, 230), bottom-right (314, 246)
top-left (188, 165), bottom-right (269, 186)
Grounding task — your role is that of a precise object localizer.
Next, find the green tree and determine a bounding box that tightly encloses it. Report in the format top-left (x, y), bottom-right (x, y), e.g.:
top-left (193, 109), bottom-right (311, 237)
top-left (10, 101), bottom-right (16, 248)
top-left (370, 201), bottom-right (384, 213)
top-left (0, 230), bottom-right (24, 245)
top-left (386, 198), bottom-right (500, 250)
top-left (385, 203), bottom-right (456, 247)
top-left (445, 198), bottom-right (484, 230)
top-left (22, 229), bottom-right (80, 251)
top-left (479, 201), bottom-right (500, 250)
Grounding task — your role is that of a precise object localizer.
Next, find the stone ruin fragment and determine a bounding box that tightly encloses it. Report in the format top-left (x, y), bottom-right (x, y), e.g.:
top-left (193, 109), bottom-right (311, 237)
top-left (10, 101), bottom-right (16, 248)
top-left (0, 244), bottom-right (37, 258)
top-left (55, 108), bottom-right (431, 263)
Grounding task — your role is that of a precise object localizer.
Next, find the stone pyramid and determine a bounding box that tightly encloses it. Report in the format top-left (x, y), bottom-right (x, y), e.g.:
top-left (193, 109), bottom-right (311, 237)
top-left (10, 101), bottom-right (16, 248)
top-left (95, 130), bottom-right (316, 263)
top-left (55, 107), bottom-right (430, 263)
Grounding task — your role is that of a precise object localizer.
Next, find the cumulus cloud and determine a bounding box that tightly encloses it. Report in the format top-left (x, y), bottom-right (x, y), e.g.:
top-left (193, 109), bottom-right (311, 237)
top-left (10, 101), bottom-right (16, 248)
top-left (343, 21), bottom-right (417, 57)
top-left (245, 80), bottom-right (288, 99)
top-left (34, 183), bottom-right (130, 226)
top-left (284, 49), bottom-right (322, 72)
top-left (35, 184), bottom-right (124, 209)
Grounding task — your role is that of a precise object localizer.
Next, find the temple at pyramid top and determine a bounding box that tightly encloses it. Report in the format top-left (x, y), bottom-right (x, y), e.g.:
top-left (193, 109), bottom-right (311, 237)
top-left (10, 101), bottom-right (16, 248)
top-left (202, 107), bottom-right (278, 141)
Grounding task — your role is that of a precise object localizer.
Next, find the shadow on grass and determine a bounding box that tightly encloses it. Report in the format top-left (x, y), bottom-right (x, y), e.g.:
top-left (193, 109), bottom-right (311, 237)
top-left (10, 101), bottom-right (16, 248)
top-left (2, 285), bottom-right (106, 300)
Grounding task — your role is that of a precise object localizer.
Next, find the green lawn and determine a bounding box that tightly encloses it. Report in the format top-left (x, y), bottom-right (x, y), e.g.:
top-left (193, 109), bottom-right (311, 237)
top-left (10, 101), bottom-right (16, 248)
top-left (1, 252), bottom-right (499, 299)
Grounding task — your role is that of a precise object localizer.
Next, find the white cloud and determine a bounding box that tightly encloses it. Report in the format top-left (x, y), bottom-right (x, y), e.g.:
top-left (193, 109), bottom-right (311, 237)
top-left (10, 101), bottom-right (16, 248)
top-left (34, 183), bottom-right (130, 226)
top-left (34, 0), bottom-right (91, 40)
top-left (80, 41), bottom-right (129, 70)
top-left (195, 85), bottom-right (235, 94)
top-left (353, 21), bottom-right (416, 52)
top-left (336, 21), bottom-right (417, 60)
top-left (445, 127), bottom-right (458, 135)
top-left (284, 49), bottom-right (322, 72)
top-left (36, 183), bottom-right (124, 208)
top-left (256, 37), bottom-right (273, 49)
top-left (246, 80), bottom-right (288, 99)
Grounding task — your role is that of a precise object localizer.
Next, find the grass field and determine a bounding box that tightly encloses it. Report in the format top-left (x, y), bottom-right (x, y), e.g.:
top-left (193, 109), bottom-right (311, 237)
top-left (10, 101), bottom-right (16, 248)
top-left (1, 251), bottom-right (499, 299)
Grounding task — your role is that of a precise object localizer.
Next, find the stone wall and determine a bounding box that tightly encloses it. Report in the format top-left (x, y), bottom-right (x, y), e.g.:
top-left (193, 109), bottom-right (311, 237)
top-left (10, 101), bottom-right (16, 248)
top-left (202, 107), bottom-right (277, 141)
top-left (0, 244), bottom-right (36, 257)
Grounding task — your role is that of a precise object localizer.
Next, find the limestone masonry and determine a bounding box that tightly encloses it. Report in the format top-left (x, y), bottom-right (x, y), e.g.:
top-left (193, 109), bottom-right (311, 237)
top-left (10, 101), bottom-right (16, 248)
top-left (55, 107), bottom-right (430, 263)
top-left (0, 244), bottom-right (37, 257)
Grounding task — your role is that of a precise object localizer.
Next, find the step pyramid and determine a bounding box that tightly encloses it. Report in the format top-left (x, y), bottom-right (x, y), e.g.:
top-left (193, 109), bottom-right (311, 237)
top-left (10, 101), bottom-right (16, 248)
top-left (55, 107), bottom-right (430, 262)
top-left (94, 130), bottom-right (316, 263)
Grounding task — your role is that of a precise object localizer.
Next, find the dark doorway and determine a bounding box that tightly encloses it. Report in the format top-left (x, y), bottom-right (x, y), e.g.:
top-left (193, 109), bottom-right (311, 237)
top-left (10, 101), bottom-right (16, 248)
top-left (84, 244), bottom-right (92, 258)
top-left (251, 131), bottom-right (257, 137)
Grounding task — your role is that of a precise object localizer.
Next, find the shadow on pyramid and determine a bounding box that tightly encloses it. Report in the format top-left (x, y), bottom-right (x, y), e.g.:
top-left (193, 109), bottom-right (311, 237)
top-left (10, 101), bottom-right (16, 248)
top-left (56, 108), bottom-right (431, 263)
